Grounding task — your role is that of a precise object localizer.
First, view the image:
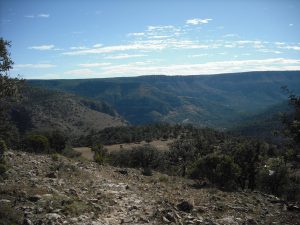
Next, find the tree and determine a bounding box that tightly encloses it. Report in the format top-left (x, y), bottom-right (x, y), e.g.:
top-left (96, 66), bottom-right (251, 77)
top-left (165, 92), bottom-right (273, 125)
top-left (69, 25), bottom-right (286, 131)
top-left (168, 139), bottom-right (196, 177)
top-left (24, 134), bottom-right (50, 153)
top-left (0, 38), bottom-right (23, 144)
top-left (0, 38), bottom-right (20, 99)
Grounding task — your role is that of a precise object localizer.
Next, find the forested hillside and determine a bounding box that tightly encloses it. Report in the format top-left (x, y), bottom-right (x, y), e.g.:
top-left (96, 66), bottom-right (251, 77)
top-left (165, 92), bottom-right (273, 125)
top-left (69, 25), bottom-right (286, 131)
top-left (29, 71), bottom-right (300, 128)
top-left (8, 85), bottom-right (126, 139)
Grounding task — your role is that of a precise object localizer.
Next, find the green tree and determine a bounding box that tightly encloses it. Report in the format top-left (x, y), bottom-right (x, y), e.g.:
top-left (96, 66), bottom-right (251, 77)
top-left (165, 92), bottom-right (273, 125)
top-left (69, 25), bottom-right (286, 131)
top-left (48, 130), bottom-right (67, 153)
top-left (92, 143), bottom-right (108, 165)
top-left (0, 38), bottom-right (23, 144)
top-left (24, 134), bottom-right (50, 153)
top-left (168, 139), bottom-right (196, 177)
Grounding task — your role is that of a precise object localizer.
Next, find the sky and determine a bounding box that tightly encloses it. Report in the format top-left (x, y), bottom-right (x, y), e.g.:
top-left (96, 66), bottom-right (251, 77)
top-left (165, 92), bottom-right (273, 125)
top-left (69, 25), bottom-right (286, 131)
top-left (0, 0), bottom-right (300, 79)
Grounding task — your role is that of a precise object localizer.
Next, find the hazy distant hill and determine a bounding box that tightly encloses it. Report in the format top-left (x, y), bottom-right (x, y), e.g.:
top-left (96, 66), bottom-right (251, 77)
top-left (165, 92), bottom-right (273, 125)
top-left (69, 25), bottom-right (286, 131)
top-left (29, 71), bottom-right (300, 128)
top-left (11, 86), bottom-right (126, 136)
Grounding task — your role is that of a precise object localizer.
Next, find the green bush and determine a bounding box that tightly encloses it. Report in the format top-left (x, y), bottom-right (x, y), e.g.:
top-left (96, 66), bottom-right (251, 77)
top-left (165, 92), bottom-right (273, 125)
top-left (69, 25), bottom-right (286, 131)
top-left (0, 139), bottom-right (7, 163)
top-left (257, 157), bottom-right (290, 197)
top-left (61, 146), bottom-right (81, 158)
top-left (48, 130), bottom-right (67, 153)
top-left (190, 154), bottom-right (241, 190)
top-left (0, 139), bottom-right (8, 176)
top-left (108, 145), bottom-right (161, 171)
top-left (0, 163), bottom-right (8, 176)
top-left (24, 134), bottom-right (49, 153)
top-left (92, 143), bottom-right (108, 165)
top-left (51, 153), bottom-right (60, 161)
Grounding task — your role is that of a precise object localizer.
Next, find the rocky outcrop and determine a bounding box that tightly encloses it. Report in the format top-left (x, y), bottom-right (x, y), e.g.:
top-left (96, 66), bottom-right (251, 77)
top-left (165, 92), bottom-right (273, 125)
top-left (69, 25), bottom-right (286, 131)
top-left (0, 150), bottom-right (299, 225)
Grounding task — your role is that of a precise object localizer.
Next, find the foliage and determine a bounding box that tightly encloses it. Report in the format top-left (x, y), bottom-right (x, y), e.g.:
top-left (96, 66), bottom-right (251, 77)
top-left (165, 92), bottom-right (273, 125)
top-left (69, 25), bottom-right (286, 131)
top-left (0, 38), bottom-right (23, 146)
top-left (92, 144), bottom-right (108, 165)
top-left (168, 139), bottom-right (196, 176)
top-left (0, 202), bottom-right (23, 225)
top-left (257, 158), bottom-right (290, 197)
top-left (23, 134), bottom-right (50, 153)
top-left (190, 154), bottom-right (240, 190)
top-left (47, 130), bottom-right (67, 153)
top-left (0, 139), bottom-right (7, 163)
top-left (109, 144), bottom-right (162, 173)
top-left (0, 139), bottom-right (8, 176)
top-left (61, 146), bottom-right (81, 158)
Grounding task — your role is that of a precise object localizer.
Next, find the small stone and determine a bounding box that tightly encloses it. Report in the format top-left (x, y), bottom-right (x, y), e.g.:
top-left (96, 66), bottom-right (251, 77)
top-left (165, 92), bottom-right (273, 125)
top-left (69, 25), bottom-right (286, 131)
top-left (177, 200), bottom-right (194, 212)
top-left (0, 199), bottom-right (11, 204)
top-left (46, 171), bottom-right (57, 178)
top-left (23, 218), bottom-right (33, 225)
top-left (46, 213), bottom-right (61, 220)
top-left (165, 212), bottom-right (176, 222)
top-left (162, 216), bottom-right (171, 223)
top-left (28, 194), bottom-right (42, 202)
top-left (116, 169), bottom-right (128, 175)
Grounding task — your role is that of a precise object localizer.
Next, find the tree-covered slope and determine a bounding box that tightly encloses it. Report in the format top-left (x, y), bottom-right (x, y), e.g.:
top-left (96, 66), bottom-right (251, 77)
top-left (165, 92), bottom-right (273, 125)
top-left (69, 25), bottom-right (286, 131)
top-left (10, 85), bottom-right (126, 137)
top-left (29, 71), bottom-right (300, 128)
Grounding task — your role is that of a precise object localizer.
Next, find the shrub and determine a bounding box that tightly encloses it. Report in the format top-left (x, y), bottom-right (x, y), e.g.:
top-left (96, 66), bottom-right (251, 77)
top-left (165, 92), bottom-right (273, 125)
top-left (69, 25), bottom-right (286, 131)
top-left (0, 139), bottom-right (8, 176)
top-left (51, 153), bottom-right (60, 161)
top-left (92, 144), bottom-right (108, 165)
top-left (0, 139), bottom-right (7, 163)
top-left (61, 146), bottom-right (81, 158)
top-left (257, 157), bottom-right (290, 197)
top-left (189, 154), bottom-right (241, 190)
top-left (48, 130), bottom-right (67, 153)
top-left (24, 134), bottom-right (49, 153)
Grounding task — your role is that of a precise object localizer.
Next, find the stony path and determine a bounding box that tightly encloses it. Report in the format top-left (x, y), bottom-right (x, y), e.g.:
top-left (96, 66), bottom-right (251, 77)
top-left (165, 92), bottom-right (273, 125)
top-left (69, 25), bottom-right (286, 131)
top-left (0, 150), bottom-right (299, 225)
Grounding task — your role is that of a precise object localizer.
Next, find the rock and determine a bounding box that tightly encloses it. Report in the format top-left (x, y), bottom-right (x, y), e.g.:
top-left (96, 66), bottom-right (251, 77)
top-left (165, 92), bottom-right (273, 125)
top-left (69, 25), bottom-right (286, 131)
top-left (69, 188), bottom-right (78, 196)
top-left (28, 194), bottom-right (42, 202)
top-left (46, 213), bottom-right (61, 220)
top-left (46, 171), bottom-right (58, 178)
top-left (217, 216), bottom-right (238, 225)
top-left (0, 199), bottom-right (11, 204)
top-left (177, 200), bottom-right (194, 212)
top-left (23, 218), bottom-right (33, 225)
top-left (116, 169), bottom-right (128, 175)
top-left (165, 212), bottom-right (176, 222)
top-left (287, 204), bottom-right (300, 212)
top-left (162, 216), bottom-right (171, 223)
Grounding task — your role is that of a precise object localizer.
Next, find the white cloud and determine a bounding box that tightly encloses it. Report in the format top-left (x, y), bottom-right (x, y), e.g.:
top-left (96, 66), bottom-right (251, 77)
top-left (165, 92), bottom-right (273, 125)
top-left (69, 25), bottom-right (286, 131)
top-left (93, 43), bottom-right (103, 48)
top-left (25, 14), bottom-right (50, 19)
top-left (289, 23), bottom-right (294, 26)
top-left (188, 54), bottom-right (209, 58)
top-left (186, 18), bottom-right (212, 25)
top-left (64, 69), bottom-right (94, 76)
top-left (127, 32), bottom-right (145, 37)
top-left (28, 45), bottom-right (55, 50)
top-left (78, 63), bottom-right (111, 67)
top-left (14, 64), bottom-right (56, 69)
top-left (70, 46), bottom-right (88, 50)
top-left (100, 58), bottom-right (300, 76)
top-left (258, 49), bottom-right (282, 54)
top-left (281, 45), bottom-right (300, 51)
top-left (223, 34), bottom-right (239, 38)
top-left (63, 43), bottom-right (165, 55)
top-left (24, 15), bottom-right (35, 18)
top-left (37, 14), bottom-right (50, 18)
top-left (104, 54), bottom-right (147, 59)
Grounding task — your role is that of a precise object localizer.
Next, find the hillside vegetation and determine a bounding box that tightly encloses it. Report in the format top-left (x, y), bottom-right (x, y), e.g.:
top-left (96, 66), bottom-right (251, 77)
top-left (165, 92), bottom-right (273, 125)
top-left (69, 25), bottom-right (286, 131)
top-left (9, 85), bottom-right (126, 138)
top-left (29, 71), bottom-right (300, 128)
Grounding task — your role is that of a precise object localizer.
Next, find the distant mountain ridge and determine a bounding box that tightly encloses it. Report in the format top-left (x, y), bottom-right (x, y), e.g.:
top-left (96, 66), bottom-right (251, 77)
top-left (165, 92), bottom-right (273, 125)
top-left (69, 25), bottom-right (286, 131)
top-left (29, 71), bottom-right (300, 128)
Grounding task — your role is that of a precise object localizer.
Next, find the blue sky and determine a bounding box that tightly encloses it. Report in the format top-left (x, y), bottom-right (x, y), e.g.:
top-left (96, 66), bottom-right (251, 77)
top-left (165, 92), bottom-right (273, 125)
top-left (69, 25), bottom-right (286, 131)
top-left (1, 0), bottom-right (300, 79)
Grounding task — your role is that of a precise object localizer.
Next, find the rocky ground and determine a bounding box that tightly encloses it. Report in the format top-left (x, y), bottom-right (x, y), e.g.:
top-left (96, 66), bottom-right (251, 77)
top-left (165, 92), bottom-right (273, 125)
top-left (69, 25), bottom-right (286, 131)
top-left (0, 150), bottom-right (299, 225)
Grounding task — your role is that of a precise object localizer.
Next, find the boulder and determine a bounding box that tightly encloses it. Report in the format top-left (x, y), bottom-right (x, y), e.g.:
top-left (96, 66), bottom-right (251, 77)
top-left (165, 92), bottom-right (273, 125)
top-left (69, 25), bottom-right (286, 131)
top-left (177, 200), bottom-right (194, 212)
